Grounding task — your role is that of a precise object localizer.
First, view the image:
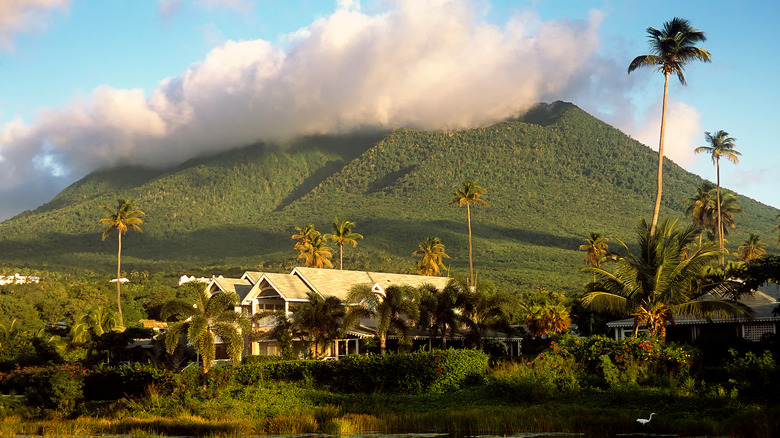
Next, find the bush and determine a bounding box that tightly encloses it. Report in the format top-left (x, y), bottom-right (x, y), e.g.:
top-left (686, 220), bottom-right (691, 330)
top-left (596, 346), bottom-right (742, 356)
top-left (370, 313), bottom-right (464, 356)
top-left (11, 365), bottom-right (87, 416)
top-left (83, 364), bottom-right (177, 400)
top-left (491, 354), bottom-right (581, 401)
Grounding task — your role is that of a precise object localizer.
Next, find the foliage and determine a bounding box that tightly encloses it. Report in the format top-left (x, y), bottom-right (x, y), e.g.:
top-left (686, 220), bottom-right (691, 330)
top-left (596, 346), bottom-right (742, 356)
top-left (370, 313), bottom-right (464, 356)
top-left (413, 236), bottom-right (449, 276)
top-left (324, 218), bottom-right (363, 270)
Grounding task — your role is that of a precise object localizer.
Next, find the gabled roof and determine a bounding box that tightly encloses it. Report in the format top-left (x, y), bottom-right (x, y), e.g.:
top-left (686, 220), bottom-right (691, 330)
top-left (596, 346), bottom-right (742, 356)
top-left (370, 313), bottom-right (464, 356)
top-left (207, 277), bottom-right (253, 301)
top-left (242, 271), bottom-right (264, 284)
top-left (291, 267), bottom-right (451, 301)
top-left (243, 272), bottom-right (313, 304)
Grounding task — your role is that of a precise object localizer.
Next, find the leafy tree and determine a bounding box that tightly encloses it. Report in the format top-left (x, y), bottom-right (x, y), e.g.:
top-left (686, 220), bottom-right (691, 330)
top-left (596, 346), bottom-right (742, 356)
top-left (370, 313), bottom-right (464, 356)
top-left (628, 17), bottom-right (711, 235)
top-left (413, 237), bottom-right (450, 276)
top-left (417, 282), bottom-right (460, 348)
top-left (324, 218), bottom-right (363, 270)
top-left (695, 130), bottom-right (741, 264)
top-left (581, 218), bottom-right (750, 342)
top-left (297, 232), bottom-right (334, 268)
top-left (99, 199), bottom-right (145, 327)
top-left (344, 284), bottom-right (419, 354)
top-left (579, 232), bottom-right (610, 283)
top-left (293, 292), bottom-right (346, 357)
top-left (162, 290), bottom-right (249, 381)
top-left (734, 234), bottom-right (767, 263)
top-left (450, 180), bottom-right (488, 288)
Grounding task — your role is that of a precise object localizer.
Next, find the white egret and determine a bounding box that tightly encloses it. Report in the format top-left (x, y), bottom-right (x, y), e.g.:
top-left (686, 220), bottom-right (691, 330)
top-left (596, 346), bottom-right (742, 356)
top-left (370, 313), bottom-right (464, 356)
top-left (637, 413), bottom-right (655, 425)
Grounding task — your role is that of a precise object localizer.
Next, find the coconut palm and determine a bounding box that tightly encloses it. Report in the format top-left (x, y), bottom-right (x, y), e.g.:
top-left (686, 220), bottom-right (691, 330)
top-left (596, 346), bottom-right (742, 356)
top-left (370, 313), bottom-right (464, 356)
top-left (413, 237), bottom-right (450, 276)
top-left (293, 292), bottom-right (346, 357)
top-left (683, 181), bottom-right (717, 246)
top-left (162, 290), bottom-right (250, 382)
top-left (628, 18), bottom-right (711, 236)
top-left (579, 232), bottom-right (610, 283)
top-left (524, 303), bottom-right (572, 337)
top-left (99, 199), bottom-right (144, 327)
top-left (417, 282), bottom-right (461, 349)
top-left (714, 193), bottom-right (743, 243)
top-left (324, 218), bottom-right (363, 270)
top-left (297, 232), bottom-right (334, 268)
top-left (71, 306), bottom-right (119, 344)
top-left (292, 224), bottom-right (317, 253)
top-left (581, 218), bottom-right (750, 342)
top-left (451, 278), bottom-right (511, 349)
top-left (695, 130), bottom-right (741, 264)
top-left (450, 180), bottom-right (488, 289)
top-left (735, 234), bottom-right (767, 263)
top-left (344, 284), bottom-right (419, 354)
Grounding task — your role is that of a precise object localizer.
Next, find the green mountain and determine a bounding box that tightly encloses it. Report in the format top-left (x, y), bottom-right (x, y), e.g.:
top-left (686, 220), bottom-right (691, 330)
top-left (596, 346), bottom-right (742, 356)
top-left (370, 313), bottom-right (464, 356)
top-left (1, 102), bottom-right (777, 292)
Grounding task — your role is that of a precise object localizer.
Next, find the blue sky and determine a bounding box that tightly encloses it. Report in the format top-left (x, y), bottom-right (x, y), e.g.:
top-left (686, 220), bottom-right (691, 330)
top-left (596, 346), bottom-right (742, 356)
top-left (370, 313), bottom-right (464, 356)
top-left (1, 0), bottom-right (778, 222)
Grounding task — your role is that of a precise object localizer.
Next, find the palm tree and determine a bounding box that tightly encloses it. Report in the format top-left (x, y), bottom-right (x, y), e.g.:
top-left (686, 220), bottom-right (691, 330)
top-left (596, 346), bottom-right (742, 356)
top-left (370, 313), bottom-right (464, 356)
top-left (524, 303), bottom-right (572, 337)
top-left (99, 199), bottom-right (144, 327)
top-left (162, 290), bottom-right (250, 382)
top-left (251, 310), bottom-right (296, 359)
top-left (735, 234), bottom-right (767, 263)
top-left (714, 193), bottom-right (743, 244)
top-left (695, 130), bottom-right (741, 264)
top-left (628, 18), bottom-right (711, 236)
top-left (581, 218), bottom-right (750, 342)
top-left (417, 282), bottom-right (461, 349)
top-left (297, 232), bottom-right (334, 268)
top-left (292, 224), bottom-right (317, 253)
top-left (579, 232), bottom-right (610, 283)
top-left (450, 180), bottom-right (488, 289)
top-left (452, 278), bottom-right (511, 349)
top-left (293, 292), bottom-right (346, 357)
top-left (683, 181), bottom-right (717, 246)
top-left (71, 306), bottom-right (119, 344)
top-left (413, 237), bottom-right (450, 276)
top-left (775, 215), bottom-right (780, 247)
top-left (344, 284), bottom-right (419, 354)
top-left (324, 218), bottom-right (363, 270)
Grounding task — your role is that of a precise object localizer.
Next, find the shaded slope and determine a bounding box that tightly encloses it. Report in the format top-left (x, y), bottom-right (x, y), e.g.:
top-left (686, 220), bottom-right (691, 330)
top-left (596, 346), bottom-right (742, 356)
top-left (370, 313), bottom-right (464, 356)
top-left (0, 102), bottom-right (777, 292)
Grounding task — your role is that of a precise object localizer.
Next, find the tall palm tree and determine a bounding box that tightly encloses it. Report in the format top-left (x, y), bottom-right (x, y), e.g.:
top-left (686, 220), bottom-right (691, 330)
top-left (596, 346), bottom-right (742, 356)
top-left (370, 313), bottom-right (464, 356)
top-left (628, 17), bottom-right (711, 236)
top-left (293, 292), bottom-right (346, 357)
top-left (579, 232), bottom-right (610, 283)
top-left (714, 193), bottom-right (743, 244)
top-left (735, 234), bottom-right (767, 263)
top-left (324, 218), bottom-right (363, 270)
top-left (298, 232), bottom-right (334, 268)
top-left (695, 130), bottom-right (741, 264)
top-left (413, 237), bottom-right (450, 276)
top-left (581, 218), bottom-right (750, 342)
top-left (417, 282), bottom-right (460, 349)
top-left (450, 180), bottom-right (488, 289)
top-left (344, 284), bottom-right (419, 354)
top-left (162, 290), bottom-right (250, 381)
top-left (683, 181), bottom-right (717, 246)
top-left (99, 199), bottom-right (144, 327)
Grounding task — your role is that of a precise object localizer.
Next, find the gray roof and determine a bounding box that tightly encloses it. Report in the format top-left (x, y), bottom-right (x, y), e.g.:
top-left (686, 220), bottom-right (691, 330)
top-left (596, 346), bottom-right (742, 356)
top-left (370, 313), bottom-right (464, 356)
top-left (607, 290), bottom-right (780, 328)
top-left (292, 267), bottom-right (451, 301)
top-left (208, 277), bottom-right (253, 301)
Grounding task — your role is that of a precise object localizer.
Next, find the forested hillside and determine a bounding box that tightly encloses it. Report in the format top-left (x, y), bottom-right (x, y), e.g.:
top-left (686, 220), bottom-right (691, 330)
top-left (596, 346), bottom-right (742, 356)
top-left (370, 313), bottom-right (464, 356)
top-left (1, 102), bottom-right (777, 292)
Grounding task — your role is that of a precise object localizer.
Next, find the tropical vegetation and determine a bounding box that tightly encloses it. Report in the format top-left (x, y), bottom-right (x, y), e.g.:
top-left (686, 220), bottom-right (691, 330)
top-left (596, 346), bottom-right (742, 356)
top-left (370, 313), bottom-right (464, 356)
top-left (324, 218), bottom-right (363, 270)
top-left (413, 236), bottom-right (449, 276)
top-left (695, 130), bottom-right (741, 263)
top-left (450, 180), bottom-right (488, 289)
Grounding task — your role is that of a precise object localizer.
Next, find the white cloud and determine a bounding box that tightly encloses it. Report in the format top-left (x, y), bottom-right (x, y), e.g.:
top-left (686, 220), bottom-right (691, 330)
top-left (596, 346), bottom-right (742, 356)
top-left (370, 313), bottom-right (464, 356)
top-left (631, 99), bottom-right (702, 168)
top-left (0, 0), bottom-right (604, 219)
top-left (0, 0), bottom-right (70, 51)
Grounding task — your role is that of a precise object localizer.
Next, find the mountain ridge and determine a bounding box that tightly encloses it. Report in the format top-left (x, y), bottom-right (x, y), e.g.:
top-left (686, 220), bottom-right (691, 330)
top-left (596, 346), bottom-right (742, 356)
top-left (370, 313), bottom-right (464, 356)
top-left (1, 101), bottom-right (777, 291)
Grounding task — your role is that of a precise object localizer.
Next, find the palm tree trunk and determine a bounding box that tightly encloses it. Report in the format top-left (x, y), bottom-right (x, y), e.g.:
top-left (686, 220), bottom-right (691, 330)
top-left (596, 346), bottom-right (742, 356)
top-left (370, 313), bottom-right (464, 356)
top-left (339, 245), bottom-right (343, 270)
top-left (379, 335), bottom-right (386, 354)
top-left (116, 232), bottom-right (124, 327)
top-left (716, 160), bottom-right (724, 265)
top-left (467, 204), bottom-right (475, 290)
top-left (650, 72), bottom-right (670, 236)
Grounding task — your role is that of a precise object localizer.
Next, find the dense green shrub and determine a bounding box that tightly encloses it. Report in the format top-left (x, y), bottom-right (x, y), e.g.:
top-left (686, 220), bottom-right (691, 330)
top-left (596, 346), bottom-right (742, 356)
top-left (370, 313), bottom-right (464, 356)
top-left (724, 348), bottom-right (777, 390)
top-left (491, 354), bottom-right (581, 401)
top-left (83, 364), bottom-right (177, 400)
top-left (0, 365), bottom-right (88, 416)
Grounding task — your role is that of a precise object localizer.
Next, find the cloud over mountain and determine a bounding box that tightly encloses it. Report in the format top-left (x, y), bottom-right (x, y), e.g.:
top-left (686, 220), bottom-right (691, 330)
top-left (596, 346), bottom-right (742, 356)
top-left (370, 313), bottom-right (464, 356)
top-left (1, 0), bottom-right (610, 219)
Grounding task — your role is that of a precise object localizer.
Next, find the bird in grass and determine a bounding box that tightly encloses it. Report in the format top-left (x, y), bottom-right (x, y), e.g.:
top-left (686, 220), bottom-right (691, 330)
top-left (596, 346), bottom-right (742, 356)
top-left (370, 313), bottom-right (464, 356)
top-left (637, 413), bottom-right (655, 425)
